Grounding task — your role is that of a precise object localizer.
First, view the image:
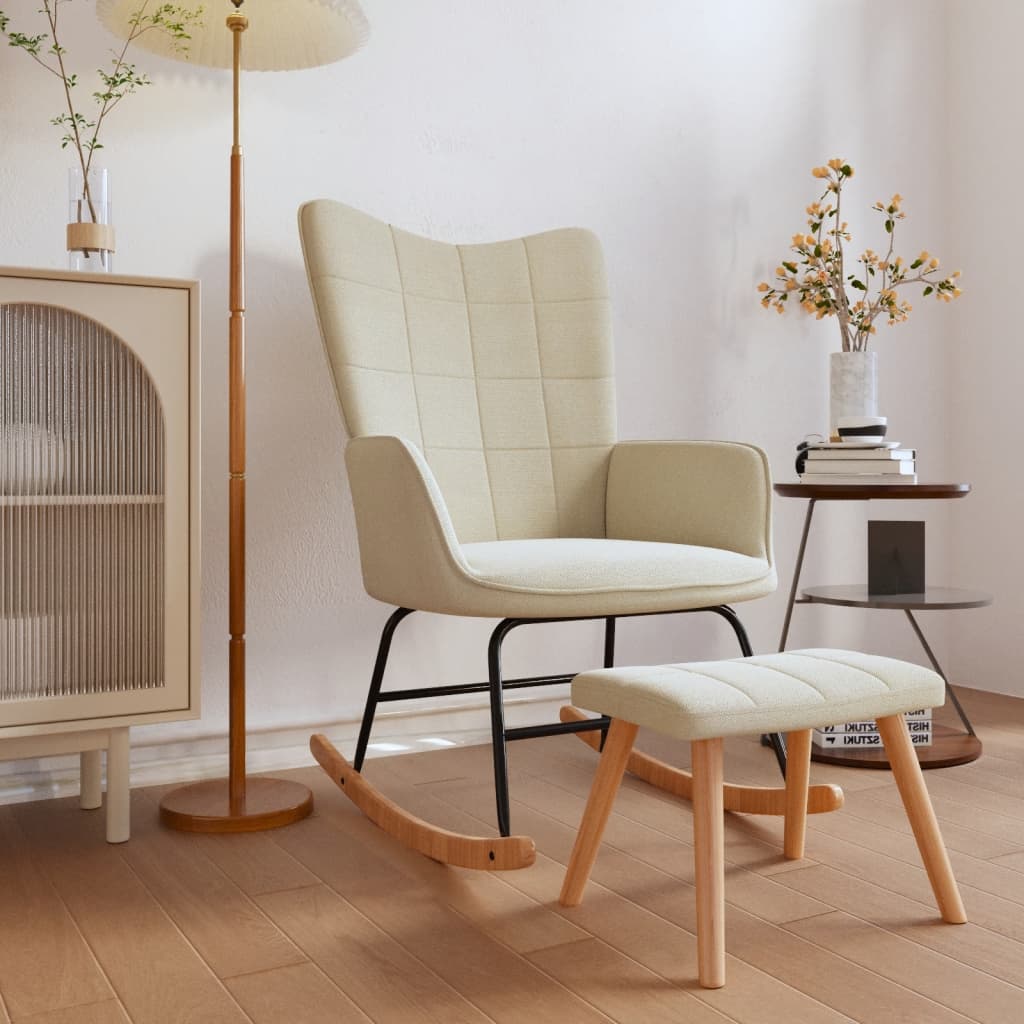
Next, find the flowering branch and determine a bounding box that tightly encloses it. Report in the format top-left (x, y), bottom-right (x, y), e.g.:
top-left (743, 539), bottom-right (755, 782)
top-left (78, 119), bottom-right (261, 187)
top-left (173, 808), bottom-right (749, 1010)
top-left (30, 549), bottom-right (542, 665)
top-left (758, 159), bottom-right (962, 351)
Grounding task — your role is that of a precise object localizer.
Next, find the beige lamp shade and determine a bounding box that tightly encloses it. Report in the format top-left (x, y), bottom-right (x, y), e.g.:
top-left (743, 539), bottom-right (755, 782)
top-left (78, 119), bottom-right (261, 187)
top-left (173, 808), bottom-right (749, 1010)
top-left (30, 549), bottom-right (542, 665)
top-left (97, 0), bottom-right (369, 70)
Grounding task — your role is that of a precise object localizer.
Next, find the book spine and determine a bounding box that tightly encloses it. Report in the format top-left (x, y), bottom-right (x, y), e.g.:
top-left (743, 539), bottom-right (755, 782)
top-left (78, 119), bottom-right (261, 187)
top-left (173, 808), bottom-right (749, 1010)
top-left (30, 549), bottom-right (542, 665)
top-left (807, 449), bottom-right (916, 461)
top-left (816, 709), bottom-right (933, 733)
top-left (801, 462), bottom-right (916, 475)
top-left (813, 730), bottom-right (933, 748)
top-left (798, 474), bottom-right (919, 485)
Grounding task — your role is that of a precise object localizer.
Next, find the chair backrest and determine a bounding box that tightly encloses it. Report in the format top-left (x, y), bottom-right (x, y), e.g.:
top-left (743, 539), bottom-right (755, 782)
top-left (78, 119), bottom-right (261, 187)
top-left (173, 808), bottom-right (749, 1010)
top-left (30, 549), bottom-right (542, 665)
top-left (300, 200), bottom-right (617, 543)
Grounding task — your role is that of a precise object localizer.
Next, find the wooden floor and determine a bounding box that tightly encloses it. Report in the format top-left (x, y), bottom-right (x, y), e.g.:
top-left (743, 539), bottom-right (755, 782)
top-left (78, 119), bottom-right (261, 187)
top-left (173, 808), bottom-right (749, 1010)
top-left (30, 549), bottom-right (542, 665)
top-left (2, 686), bottom-right (1023, 1024)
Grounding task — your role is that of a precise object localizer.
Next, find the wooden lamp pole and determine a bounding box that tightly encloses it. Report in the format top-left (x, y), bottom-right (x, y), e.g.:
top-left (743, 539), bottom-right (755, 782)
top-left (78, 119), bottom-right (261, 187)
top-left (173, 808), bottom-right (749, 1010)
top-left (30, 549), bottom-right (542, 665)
top-left (159, 4), bottom-right (314, 831)
top-left (96, 0), bottom-right (368, 831)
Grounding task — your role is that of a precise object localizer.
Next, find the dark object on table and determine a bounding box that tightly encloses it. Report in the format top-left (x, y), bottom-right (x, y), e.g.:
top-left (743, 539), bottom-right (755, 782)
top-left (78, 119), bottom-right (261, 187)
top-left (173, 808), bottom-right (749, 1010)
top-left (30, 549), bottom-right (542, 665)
top-left (794, 435), bottom-right (824, 476)
top-left (868, 520), bottom-right (925, 595)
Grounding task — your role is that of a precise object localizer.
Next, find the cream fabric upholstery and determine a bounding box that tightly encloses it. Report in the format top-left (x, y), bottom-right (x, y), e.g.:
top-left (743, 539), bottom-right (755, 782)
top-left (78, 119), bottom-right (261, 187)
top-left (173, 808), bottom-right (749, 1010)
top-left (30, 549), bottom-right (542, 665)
top-left (607, 441), bottom-right (773, 562)
top-left (301, 200), bottom-right (777, 617)
top-left (345, 434), bottom-right (776, 617)
top-left (300, 199), bottom-right (614, 543)
top-left (572, 650), bottom-right (945, 741)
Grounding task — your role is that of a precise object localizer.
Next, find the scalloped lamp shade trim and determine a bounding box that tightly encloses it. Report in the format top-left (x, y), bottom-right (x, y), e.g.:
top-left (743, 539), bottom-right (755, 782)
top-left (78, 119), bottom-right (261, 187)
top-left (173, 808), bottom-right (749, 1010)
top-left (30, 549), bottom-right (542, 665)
top-left (96, 0), bottom-right (369, 70)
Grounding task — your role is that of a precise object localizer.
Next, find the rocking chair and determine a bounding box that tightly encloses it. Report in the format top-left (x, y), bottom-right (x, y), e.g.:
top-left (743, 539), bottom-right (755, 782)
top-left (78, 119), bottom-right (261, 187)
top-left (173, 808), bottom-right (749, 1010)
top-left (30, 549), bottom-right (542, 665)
top-left (298, 200), bottom-right (841, 870)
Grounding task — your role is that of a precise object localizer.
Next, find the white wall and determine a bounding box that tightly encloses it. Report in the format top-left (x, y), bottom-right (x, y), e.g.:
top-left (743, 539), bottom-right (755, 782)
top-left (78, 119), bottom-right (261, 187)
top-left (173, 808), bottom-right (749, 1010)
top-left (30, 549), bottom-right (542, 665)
top-left (947, 0), bottom-right (1022, 697)
top-left (1, 0), bottom-right (980, 791)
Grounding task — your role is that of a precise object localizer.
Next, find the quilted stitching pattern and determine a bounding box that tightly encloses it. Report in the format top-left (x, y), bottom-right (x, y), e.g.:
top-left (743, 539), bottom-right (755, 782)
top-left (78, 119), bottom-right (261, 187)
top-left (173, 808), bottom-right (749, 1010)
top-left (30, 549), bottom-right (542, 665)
top-left (301, 200), bottom-right (615, 543)
top-left (571, 649), bottom-right (946, 741)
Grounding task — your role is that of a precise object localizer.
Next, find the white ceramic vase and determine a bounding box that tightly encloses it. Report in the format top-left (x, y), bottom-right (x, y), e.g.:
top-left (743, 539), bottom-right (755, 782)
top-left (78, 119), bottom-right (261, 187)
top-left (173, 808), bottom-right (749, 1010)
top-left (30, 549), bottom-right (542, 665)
top-left (829, 351), bottom-right (877, 438)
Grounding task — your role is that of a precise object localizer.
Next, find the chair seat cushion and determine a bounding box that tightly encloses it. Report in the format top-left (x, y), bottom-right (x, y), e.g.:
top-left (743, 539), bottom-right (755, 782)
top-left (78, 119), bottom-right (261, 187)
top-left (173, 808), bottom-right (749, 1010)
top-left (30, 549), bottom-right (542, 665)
top-left (458, 537), bottom-right (775, 617)
top-left (571, 649), bottom-right (945, 740)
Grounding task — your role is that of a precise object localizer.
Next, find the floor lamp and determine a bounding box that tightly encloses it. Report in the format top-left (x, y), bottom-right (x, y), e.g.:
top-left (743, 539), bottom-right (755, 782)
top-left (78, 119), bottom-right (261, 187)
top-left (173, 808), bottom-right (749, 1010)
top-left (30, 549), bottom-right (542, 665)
top-left (97, 0), bottom-right (369, 832)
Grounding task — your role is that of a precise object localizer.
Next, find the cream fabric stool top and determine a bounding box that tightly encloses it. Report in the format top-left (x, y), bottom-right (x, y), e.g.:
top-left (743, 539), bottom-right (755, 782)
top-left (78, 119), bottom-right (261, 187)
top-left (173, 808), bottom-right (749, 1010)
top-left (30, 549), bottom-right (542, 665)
top-left (559, 649), bottom-right (967, 989)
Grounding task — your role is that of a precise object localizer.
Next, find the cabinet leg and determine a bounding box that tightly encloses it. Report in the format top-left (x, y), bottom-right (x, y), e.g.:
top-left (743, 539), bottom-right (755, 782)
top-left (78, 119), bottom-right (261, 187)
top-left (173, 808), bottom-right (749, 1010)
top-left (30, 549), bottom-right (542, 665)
top-left (106, 728), bottom-right (131, 844)
top-left (80, 749), bottom-right (103, 810)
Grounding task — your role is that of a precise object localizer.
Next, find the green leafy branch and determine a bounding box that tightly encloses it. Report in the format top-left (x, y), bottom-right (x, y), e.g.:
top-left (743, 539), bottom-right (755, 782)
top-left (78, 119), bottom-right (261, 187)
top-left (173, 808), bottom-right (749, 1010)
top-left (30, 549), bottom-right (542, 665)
top-left (0, 0), bottom-right (203, 221)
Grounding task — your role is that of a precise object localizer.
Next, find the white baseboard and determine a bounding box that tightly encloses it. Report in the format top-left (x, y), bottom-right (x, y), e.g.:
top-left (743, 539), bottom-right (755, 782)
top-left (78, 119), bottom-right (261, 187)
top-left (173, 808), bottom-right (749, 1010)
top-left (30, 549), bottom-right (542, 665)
top-left (0, 690), bottom-right (572, 806)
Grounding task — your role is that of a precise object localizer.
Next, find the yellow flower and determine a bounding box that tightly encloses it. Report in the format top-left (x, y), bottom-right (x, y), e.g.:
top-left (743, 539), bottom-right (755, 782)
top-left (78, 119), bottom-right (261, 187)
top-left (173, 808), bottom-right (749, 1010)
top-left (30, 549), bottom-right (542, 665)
top-left (776, 266), bottom-right (787, 277)
top-left (757, 282), bottom-right (770, 292)
top-left (792, 233), bottom-right (806, 247)
top-left (812, 166), bottom-right (829, 178)
top-left (928, 257), bottom-right (939, 268)
top-left (953, 287), bottom-right (962, 298)
top-left (919, 250), bottom-right (930, 262)
top-left (805, 234), bottom-right (817, 247)
top-left (952, 270), bottom-right (961, 278)
top-left (828, 158), bottom-right (843, 170)
top-left (761, 296), bottom-right (771, 308)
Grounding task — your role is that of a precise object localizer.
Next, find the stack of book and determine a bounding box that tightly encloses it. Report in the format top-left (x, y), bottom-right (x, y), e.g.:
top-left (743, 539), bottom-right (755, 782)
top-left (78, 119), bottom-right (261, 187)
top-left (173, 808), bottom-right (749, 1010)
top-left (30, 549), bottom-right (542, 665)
top-left (813, 708), bottom-right (933, 749)
top-left (800, 441), bottom-right (917, 484)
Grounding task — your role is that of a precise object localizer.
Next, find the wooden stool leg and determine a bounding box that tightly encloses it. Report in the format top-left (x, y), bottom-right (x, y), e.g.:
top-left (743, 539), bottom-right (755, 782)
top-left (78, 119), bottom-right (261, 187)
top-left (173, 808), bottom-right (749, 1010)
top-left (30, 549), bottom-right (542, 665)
top-left (692, 737), bottom-right (725, 989)
top-left (784, 729), bottom-right (812, 859)
top-left (560, 719), bottom-right (639, 907)
top-left (876, 714), bottom-right (966, 924)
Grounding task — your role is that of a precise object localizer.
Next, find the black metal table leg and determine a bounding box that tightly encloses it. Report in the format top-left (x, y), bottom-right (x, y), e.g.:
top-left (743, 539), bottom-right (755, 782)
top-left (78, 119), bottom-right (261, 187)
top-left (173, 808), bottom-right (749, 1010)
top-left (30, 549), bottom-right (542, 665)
top-left (903, 608), bottom-right (977, 737)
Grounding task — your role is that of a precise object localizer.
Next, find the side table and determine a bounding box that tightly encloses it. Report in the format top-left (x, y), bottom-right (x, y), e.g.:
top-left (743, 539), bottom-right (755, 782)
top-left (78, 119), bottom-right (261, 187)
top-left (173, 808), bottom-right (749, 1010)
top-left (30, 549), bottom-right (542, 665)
top-left (774, 482), bottom-right (987, 769)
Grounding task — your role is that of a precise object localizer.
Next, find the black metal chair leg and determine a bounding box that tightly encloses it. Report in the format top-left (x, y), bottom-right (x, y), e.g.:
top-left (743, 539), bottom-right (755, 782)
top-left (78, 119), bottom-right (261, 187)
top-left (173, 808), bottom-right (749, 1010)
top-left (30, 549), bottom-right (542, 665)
top-left (353, 607), bottom-right (416, 772)
top-left (487, 618), bottom-right (519, 837)
top-left (708, 605), bottom-right (788, 777)
top-left (597, 617), bottom-right (616, 750)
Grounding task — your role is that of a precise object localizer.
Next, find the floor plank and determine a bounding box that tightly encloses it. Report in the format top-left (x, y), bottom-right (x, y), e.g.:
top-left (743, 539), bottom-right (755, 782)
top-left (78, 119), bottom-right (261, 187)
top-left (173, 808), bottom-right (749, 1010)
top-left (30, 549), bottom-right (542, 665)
top-left (269, 812), bottom-right (613, 1023)
top-left (774, 863), bottom-right (1024, 988)
top-left (4, 698), bottom-right (1024, 1024)
top-left (308, 764), bottom-right (588, 954)
top-left (15, 1000), bottom-right (131, 1024)
top-left (320, 763), bottom-right (851, 1024)
top-left (409, 774), bottom-right (977, 1023)
top-left (256, 884), bottom-right (494, 1024)
top-left (0, 809), bottom-right (114, 1020)
top-left (11, 799), bottom-right (250, 1024)
top-left (118, 792), bottom-right (307, 979)
top-left (225, 962), bottom-right (372, 1024)
top-left (527, 938), bottom-right (732, 1024)
top-left (195, 830), bottom-right (321, 897)
top-left (787, 911), bottom-right (1024, 1024)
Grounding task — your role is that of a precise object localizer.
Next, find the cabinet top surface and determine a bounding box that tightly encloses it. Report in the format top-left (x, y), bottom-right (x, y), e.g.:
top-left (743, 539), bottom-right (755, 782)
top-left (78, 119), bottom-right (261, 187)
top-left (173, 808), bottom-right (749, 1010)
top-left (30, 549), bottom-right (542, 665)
top-left (0, 266), bottom-right (198, 291)
top-left (775, 482), bottom-right (970, 500)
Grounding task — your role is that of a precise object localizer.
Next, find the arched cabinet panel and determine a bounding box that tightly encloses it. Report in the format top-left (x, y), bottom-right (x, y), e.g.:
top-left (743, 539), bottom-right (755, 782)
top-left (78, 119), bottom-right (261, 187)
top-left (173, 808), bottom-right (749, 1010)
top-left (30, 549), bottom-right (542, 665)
top-left (0, 269), bottom-right (199, 736)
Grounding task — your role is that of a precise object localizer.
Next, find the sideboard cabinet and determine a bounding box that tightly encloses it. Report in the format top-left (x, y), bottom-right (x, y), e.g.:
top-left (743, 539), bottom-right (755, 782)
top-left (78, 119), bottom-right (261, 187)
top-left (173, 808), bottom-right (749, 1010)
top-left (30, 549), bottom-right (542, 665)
top-left (0, 268), bottom-right (200, 840)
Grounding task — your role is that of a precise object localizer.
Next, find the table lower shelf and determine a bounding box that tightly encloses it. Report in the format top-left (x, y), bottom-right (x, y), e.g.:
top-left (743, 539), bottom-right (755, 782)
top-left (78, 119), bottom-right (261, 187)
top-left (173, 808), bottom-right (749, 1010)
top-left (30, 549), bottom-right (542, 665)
top-left (810, 723), bottom-right (982, 770)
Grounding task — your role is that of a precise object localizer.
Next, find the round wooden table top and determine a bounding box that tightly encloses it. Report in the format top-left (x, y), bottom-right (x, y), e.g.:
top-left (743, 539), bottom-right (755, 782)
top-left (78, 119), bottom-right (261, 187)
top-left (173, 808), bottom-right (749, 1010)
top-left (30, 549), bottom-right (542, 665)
top-left (774, 482), bottom-right (970, 500)
top-left (801, 584), bottom-right (993, 611)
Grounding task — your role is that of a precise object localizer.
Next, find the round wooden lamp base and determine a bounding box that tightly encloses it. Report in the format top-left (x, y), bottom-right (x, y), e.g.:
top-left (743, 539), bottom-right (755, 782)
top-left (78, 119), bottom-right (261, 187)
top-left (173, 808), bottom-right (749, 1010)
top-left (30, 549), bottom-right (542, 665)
top-left (160, 777), bottom-right (313, 833)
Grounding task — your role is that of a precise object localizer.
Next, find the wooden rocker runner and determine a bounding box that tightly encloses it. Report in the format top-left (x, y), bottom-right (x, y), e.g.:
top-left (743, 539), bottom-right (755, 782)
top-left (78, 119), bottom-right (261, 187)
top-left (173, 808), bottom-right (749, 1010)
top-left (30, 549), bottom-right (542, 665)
top-left (299, 199), bottom-right (845, 870)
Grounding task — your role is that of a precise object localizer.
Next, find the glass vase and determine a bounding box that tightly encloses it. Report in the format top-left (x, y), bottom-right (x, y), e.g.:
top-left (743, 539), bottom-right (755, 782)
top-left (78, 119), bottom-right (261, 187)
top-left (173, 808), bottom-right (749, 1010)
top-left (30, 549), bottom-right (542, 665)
top-left (67, 167), bottom-right (115, 273)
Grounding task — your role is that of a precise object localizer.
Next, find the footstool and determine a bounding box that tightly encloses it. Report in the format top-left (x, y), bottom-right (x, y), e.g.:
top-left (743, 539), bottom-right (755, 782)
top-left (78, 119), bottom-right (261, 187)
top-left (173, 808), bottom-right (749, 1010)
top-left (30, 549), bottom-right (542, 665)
top-left (558, 649), bottom-right (967, 988)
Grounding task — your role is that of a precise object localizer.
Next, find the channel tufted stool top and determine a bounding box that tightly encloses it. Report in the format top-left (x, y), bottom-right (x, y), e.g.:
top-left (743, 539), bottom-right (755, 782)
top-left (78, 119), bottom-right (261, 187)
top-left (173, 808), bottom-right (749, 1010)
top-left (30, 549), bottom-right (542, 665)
top-left (571, 649), bottom-right (945, 741)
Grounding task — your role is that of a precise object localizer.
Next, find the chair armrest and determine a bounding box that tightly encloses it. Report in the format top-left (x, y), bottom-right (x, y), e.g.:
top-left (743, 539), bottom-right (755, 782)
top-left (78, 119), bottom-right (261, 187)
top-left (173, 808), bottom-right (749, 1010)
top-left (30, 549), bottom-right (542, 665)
top-left (345, 435), bottom-right (472, 607)
top-left (605, 440), bottom-right (773, 563)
